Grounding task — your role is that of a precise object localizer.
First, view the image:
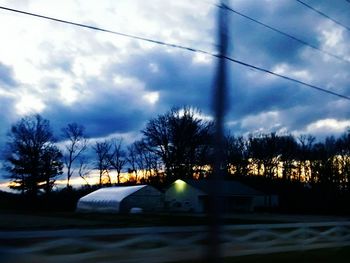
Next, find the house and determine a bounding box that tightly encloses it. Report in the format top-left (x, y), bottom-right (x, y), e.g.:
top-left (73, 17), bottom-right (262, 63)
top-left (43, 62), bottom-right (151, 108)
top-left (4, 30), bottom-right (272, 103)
top-left (76, 185), bottom-right (163, 213)
top-left (165, 179), bottom-right (277, 213)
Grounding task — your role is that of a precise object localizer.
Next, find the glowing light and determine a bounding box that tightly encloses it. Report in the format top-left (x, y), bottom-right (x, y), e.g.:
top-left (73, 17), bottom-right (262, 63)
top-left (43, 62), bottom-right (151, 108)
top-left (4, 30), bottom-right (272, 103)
top-left (174, 179), bottom-right (186, 192)
top-left (272, 63), bottom-right (312, 82)
top-left (192, 53), bottom-right (212, 64)
top-left (15, 94), bottom-right (45, 115)
top-left (305, 118), bottom-right (350, 134)
top-left (143, 91), bottom-right (159, 105)
top-left (149, 63), bottom-right (159, 73)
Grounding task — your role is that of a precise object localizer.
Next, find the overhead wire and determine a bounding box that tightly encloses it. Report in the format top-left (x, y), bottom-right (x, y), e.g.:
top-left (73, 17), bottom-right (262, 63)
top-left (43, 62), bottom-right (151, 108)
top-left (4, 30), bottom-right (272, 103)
top-left (0, 6), bottom-right (203, 54)
top-left (218, 3), bottom-right (350, 64)
top-left (295, 0), bottom-right (350, 32)
top-left (0, 5), bottom-right (349, 101)
top-left (222, 55), bottom-right (350, 100)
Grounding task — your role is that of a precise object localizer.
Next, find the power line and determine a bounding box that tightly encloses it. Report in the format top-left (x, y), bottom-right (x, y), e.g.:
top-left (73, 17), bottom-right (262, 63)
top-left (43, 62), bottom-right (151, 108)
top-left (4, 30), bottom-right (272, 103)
top-left (0, 6), bottom-right (203, 54)
top-left (222, 55), bottom-right (350, 100)
top-left (296, 0), bottom-right (350, 32)
top-left (219, 3), bottom-right (350, 64)
top-left (0, 5), bottom-right (350, 101)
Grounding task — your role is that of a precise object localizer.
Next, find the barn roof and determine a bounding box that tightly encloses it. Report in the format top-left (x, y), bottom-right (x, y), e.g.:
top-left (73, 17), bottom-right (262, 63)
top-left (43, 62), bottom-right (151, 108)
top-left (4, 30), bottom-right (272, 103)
top-left (184, 179), bottom-right (263, 196)
top-left (76, 185), bottom-right (147, 212)
top-left (80, 185), bottom-right (146, 202)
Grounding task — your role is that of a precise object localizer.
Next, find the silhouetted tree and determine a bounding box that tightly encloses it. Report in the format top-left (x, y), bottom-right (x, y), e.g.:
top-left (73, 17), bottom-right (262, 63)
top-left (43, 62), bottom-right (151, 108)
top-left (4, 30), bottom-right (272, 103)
top-left (336, 131), bottom-right (350, 190)
top-left (132, 139), bottom-right (161, 181)
top-left (109, 138), bottom-right (127, 184)
top-left (61, 123), bottom-right (88, 188)
top-left (93, 140), bottom-right (112, 186)
top-left (297, 135), bottom-right (315, 182)
top-left (279, 135), bottom-right (298, 181)
top-left (142, 107), bottom-right (212, 181)
top-left (247, 133), bottom-right (281, 178)
top-left (5, 114), bottom-right (63, 196)
top-left (225, 135), bottom-right (248, 176)
top-left (310, 137), bottom-right (337, 187)
top-left (77, 157), bottom-right (92, 186)
top-left (127, 143), bottom-right (139, 182)
top-left (41, 145), bottom-right (64, 194)
top-left (132, 140), bottom-right (147, 179)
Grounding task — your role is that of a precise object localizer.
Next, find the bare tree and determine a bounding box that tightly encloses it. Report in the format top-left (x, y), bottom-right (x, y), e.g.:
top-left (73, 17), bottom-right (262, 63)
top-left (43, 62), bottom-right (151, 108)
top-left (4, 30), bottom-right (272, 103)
top-left (127, 144), bottom-right (138, 182)
top-left (133, 140), bottom-right (147, 179)
top-left (247, 133), bottom-right (282, 178)
top-left (93, 140), bottom-right (112, 186)
top-left (336, 131), bottom-right (350, 190)
top-left (62, 123), bottom-right (88, 188)
top-left (131, 139), bottom-right (162, 182)
top-left (297, 134), bottom-right (315, 182)
top-left (142, 107), bottom-right (212, 181)
top-left (225, 135), bottom-right (248, 176)
top-left (109, 138), bottom-right (127, 184)
top-left (77, 157), bottom-right (92, 186)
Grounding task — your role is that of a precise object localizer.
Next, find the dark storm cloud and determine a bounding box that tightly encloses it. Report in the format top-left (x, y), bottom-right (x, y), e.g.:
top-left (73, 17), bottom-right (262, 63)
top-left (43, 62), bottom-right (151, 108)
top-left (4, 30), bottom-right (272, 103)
top-left (111, 49), bottom-right (216, 112)
top-left (106, 3), bottom-right (349, 137)
top-left (45, 102), bottom-right (147, 140)
top-left (1, 0), bottom-right (350, 185)
top-left (43, 81), bottom-right (151, 139)
top-left (229, 0), bottom-right (349, 66)
top-left (0, 63), bottom-right (17, 87)
top-left (295, 0), bottom-right (350, 26)
top-left (218, 0), bottom-right (350, 135)
top-left (39, 48), bottom-right (217, 141)
top-left (2, 0), bottom-right (350, 149)
top-left (229, 69), bottom-right (329, 118)
top-left (0, 96), bottom-right (16, 160)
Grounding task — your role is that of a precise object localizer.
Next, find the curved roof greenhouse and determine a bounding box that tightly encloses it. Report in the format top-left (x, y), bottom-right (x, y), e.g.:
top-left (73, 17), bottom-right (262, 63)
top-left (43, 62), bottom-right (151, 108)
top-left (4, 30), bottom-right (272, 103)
top-left (77, 185), bottom-right (150, 213)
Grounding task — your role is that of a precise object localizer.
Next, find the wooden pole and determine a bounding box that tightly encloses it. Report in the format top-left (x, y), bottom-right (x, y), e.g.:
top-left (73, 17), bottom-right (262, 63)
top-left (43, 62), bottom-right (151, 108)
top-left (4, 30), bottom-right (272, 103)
top-left (207, 0), bottom-right (229, 262)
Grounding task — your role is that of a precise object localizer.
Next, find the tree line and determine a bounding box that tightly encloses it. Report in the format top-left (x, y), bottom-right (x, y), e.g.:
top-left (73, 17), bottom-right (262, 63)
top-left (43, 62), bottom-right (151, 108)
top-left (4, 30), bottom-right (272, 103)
top-left (3, 107), bottom-right (350, 197)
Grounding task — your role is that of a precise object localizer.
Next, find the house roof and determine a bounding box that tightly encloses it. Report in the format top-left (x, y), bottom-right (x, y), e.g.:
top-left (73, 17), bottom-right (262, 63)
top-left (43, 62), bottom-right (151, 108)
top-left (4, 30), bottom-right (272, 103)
top-left (184, 179), bottom-right (263, 196)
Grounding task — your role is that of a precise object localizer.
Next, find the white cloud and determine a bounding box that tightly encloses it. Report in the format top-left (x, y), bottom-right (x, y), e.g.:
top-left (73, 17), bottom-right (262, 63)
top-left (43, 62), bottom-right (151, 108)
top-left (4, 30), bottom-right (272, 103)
top-left (272, 63), bottom-right (312, 82)
top-left (0, 0), bottom-right (214, 117)
top-left (59, 78), bottom-right (79, 105)
top-left (304, 118), bottom-right (350, 134)
top-left (178, 108), bottom-right (213, 122)
top-left (72, 55), bottom-right (109, 78)
top-left (317, 21), bottom-right (350, 61)
top-left (240, 111), bottom-right (286, 134)
top-left (143, 91), bottom-right (159, 105)
top-left (320, 26), bottom-right (343, 49)
top-left (89, 130), bottom-right (142, 146)
top-left (148, 63), bottom-right (159, 73)
top-left (15, 93), bottom-right (45, 115)
top-left (0, 0), bottom-right (349, 146)
top-left (192, 53), bottom-right (213, 64)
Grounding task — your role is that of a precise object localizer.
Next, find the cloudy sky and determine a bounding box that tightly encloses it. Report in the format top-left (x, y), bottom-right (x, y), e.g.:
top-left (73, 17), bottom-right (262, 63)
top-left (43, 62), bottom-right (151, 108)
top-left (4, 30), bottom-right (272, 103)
top-left (0, 0), bottom-right (350, 155)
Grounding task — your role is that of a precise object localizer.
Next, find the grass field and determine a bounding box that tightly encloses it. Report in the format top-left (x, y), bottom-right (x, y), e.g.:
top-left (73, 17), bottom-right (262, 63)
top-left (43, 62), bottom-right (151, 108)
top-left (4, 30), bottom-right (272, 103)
top-left (1, 208), bottom-right (349, 230)
top-left (1, 210), bottom-right (349, 263)
top-left (220, 247), bottom-right (350, 263)
top-left (0, 210), bottom-right (280, 230)
top-left (175, 246), bottom-right (350, 263)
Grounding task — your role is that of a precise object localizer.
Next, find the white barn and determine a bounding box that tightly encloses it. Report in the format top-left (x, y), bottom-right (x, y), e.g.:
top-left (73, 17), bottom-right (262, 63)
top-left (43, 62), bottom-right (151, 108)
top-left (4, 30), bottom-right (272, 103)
top-left (76, 185), bottom-right (163, 213)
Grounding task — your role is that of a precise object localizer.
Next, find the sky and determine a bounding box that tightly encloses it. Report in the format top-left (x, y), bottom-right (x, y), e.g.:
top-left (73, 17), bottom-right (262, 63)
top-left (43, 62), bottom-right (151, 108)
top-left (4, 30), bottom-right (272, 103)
top-left (0, 0), bottom-right (350, 184)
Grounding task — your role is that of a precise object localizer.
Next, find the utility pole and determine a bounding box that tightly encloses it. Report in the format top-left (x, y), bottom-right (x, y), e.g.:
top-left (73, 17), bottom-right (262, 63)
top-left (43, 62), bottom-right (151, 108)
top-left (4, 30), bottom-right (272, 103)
top-left (207, 0), bottom-right (229, 262)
